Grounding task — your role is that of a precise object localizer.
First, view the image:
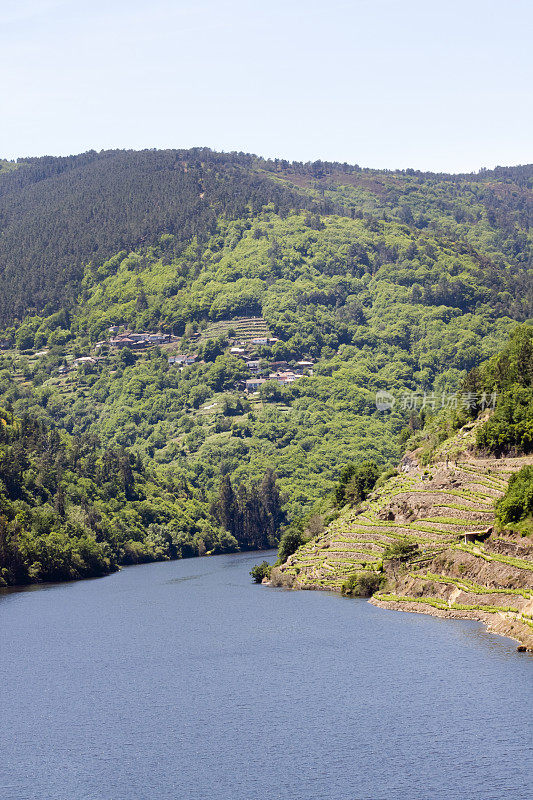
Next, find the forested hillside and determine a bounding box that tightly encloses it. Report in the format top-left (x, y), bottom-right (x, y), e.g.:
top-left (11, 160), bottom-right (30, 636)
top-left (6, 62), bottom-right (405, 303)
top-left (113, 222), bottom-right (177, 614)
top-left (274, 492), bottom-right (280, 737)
top-left (0, 148), bottom-right (531, 585)
top-left (0, 150), bottom-right (531, 325)
top-left (0, 405), bottom-right (285, 586)
top-left (0, 150), bottom-right (308, 324)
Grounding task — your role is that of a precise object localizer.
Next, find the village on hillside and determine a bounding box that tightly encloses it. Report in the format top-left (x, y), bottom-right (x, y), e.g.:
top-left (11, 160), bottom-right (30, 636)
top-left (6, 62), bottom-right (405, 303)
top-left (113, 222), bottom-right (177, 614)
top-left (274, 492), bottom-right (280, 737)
top-left (10, 317), bottom-right (315, 393)
top-left (99, 318), bottom-right (314, 391)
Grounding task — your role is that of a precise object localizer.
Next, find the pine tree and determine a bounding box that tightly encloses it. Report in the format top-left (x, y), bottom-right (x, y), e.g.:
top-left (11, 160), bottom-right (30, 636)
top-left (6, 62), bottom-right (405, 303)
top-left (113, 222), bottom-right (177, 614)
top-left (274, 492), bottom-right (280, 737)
top-left (216, 476), bottom-right (238, 538)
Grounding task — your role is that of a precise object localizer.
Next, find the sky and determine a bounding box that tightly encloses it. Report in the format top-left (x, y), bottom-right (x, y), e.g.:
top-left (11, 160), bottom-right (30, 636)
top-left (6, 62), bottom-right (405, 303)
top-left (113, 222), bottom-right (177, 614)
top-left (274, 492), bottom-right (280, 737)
top-left (1, 0), bottom-right (531, 172)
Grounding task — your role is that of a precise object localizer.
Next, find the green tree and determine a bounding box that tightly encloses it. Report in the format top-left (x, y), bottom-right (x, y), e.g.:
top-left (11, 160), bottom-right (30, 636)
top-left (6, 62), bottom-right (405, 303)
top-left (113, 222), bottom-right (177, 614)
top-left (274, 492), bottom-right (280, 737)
top-left (250, 561), bottom-right (271, 583)
top-left (276, 528), bottom-right (304, 564)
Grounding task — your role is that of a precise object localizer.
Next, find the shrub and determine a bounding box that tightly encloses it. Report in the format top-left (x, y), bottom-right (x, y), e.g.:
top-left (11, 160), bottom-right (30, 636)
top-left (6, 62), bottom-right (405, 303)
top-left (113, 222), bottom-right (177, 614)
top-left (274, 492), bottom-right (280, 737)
top-left (276, 529), bottom-right (304, 564)
top-left (342, 571), bottom-right (382, 597)
top-left (375, 468), bottom-right (398, 490)
top-left (382, 539), bottom-right (419, 561)
top-left (496, 466), bottom-right (533, 525)
top-left (250, 561), bottom-right (272, 583)
top-left (334, 460), bottom-right (380, 507)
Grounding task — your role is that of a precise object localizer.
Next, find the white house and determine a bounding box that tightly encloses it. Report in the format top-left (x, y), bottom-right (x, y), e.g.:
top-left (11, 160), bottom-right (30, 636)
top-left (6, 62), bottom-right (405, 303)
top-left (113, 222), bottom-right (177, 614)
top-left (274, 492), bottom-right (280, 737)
top-left (245, 378), bottom-right (266, 392)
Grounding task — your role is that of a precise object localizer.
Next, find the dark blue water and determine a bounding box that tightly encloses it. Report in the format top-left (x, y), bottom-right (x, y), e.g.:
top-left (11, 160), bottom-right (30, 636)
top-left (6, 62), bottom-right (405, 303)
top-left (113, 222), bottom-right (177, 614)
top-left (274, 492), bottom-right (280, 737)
top-left (0, 551), bottom-right (531, 800)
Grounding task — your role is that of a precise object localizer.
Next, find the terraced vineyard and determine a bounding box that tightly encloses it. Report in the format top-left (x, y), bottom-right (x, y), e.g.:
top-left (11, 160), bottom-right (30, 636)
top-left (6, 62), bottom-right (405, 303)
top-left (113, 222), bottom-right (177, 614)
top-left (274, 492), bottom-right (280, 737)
top-left (196, 316), bottom-right (272, 343)
top-left (272, 446), bottom-right (533, 649)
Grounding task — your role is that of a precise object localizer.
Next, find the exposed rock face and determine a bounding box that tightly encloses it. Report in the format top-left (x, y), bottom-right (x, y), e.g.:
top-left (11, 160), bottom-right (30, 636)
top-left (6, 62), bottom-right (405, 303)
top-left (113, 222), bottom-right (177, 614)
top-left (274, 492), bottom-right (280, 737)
top-left (274, 435), bottom-right (533, 649)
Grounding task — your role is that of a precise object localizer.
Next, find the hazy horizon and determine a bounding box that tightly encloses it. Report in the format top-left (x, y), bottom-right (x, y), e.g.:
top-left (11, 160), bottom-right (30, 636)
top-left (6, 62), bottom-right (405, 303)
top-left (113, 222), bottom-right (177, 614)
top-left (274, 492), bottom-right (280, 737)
top-left (2, 0), bottom-right (531, 172)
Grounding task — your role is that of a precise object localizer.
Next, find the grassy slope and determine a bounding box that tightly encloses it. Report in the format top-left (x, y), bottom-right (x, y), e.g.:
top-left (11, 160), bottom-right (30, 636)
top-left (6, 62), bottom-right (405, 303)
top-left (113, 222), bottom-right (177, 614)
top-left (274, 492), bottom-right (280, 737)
top-left (272, 419), bottom-right (533, 649)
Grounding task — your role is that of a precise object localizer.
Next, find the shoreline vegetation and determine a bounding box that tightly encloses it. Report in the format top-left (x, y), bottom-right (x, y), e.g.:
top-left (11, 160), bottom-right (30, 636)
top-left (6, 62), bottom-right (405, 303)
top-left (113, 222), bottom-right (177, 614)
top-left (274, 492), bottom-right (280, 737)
top-left (0, 410), bottom-right (284, 587)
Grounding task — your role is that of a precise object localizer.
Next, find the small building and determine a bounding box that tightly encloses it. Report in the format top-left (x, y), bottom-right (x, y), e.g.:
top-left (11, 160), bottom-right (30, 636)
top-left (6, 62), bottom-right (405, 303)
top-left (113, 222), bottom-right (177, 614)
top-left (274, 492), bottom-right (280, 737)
top-left (246, 360), bottom-right (261, 374)
top-left (464, 527), bottom-right (492, 545)
top-left (110, 337), bottom-right (129, 348)
top-left (269, 371), bottom-right (298, 384)
top-left (169, 354), bottom-right (197, 366)
top-left (250, 336), bottom-right (280, 346)
top-left (230, 347), bottom-right (246, 356)
top-left (144, 333), bottom-right (170, 344)
top-left (74, 356), bottom-right (98, 366)
top-left (126, 332), bottom-right (152, 344)
top-left (110, 336), bottom-right (147, 349)
top-left (110, 331), bottom-right (171, 348)
top-left (245, 378), bottom-right (266, 392)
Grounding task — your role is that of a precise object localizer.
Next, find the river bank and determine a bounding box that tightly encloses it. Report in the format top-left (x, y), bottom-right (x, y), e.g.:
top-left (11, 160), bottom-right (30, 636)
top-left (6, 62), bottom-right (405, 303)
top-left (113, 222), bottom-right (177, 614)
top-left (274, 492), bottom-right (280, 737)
top-left (271, 448), bottom-right (533, 650)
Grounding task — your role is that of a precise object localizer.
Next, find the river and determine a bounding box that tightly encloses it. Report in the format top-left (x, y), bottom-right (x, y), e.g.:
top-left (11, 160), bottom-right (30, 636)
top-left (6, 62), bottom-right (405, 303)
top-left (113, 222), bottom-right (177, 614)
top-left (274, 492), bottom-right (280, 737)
top-left (0, 550), bottom-right (531, 800)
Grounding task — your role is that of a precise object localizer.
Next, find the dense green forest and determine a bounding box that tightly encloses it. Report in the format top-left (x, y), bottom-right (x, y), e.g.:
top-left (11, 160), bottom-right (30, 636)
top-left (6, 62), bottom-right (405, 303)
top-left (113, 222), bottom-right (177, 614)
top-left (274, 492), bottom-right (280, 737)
top-left (386, 324), bottom-right (533, 470)
top-left (0, 150), bottom-right (309, 324)
top-left (0, 149), bottom-right (531, 585)
top-left (0, 150), bottom-right (530, 326)
top-left (0, 407), bottom-right (286, 586)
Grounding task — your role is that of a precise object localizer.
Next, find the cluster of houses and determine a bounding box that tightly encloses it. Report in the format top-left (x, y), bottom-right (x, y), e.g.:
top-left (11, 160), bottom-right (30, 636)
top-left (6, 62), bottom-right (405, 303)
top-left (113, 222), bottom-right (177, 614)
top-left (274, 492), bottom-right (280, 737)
top-left (166, 336), bottom-right (283, 373)
top-left (105, 328), bottom-right (173, 349)
top-left (226, 342), bottom-right (314, 391)
top-left (51, 322), bottom-right (315, 393)
top-left (166, 342), bottom-right (314, 393)
top-left (228, 337), bottom-right (278, 356)
top-left (244, 361), bottom-right (314, 392)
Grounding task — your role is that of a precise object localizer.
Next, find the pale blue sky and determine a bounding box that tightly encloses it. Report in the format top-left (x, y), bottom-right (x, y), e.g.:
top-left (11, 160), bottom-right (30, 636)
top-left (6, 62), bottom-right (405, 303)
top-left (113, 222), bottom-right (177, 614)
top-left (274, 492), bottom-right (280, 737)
top-left (1, 0), bottom-right (531, 171)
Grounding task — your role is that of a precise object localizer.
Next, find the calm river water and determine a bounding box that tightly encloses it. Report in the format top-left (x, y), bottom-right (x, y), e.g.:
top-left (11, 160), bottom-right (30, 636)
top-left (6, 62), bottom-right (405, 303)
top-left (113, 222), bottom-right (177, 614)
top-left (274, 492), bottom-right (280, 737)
top-left (0, 550), bottom-right (531, 800)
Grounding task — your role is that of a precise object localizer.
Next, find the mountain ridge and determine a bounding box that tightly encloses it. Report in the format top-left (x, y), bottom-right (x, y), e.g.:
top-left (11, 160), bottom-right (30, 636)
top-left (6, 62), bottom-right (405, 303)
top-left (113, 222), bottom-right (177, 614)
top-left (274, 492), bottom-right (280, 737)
top-left (0, 148), bottom-right (531, 326)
